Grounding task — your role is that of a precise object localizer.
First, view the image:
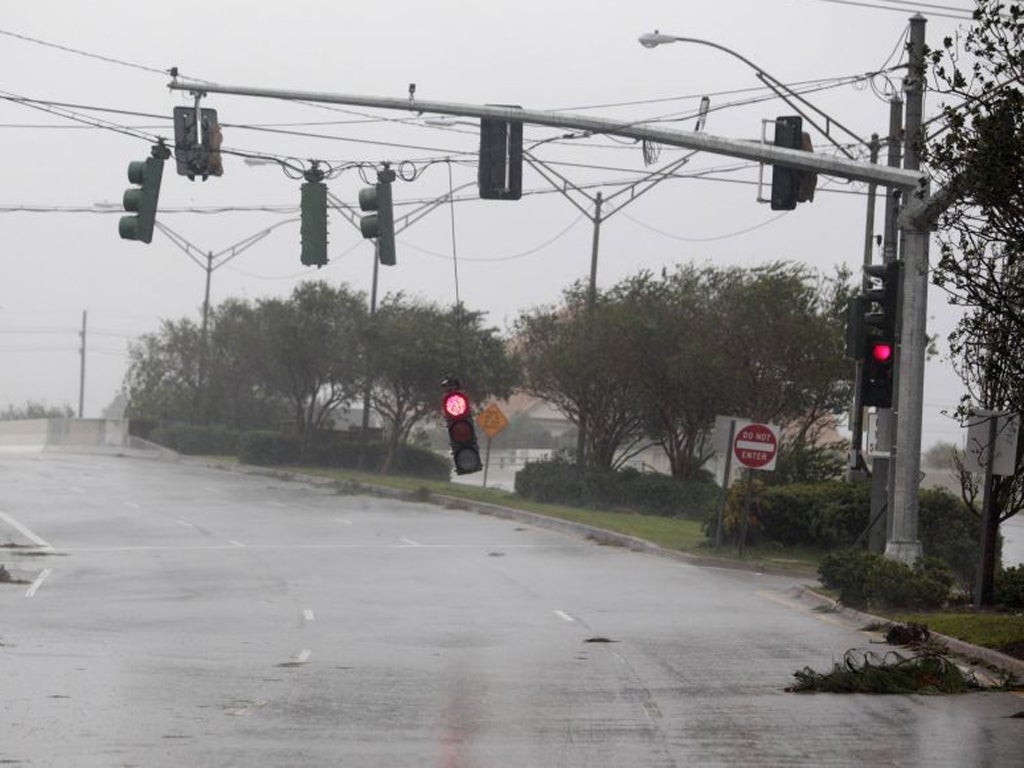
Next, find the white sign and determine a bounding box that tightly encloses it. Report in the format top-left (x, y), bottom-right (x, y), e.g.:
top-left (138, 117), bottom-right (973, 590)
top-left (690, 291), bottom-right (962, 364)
top-left (964, 410), bottom-right (1020, 477)
top-left (732, 421), bottom-right (781, 472)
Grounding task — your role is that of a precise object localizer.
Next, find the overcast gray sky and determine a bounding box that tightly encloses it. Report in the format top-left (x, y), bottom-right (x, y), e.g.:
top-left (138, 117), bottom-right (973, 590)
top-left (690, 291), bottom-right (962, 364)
top-left (0, 0), bottom-right (977, 447)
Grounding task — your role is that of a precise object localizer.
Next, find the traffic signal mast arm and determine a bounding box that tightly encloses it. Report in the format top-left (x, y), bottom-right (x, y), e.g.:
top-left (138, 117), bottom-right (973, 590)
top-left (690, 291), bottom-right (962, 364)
top-left (167, 79), bottom-right (926, 193)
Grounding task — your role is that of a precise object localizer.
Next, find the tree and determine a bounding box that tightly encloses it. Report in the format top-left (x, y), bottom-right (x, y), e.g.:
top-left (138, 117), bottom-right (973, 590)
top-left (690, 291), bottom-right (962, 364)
top-left (253, 282), bottom-right (367, 452)
top-left (1, 402), bottom-right (74, 420)
top-left (515, 282), bottom-right (647, 471)
top-left (610, 267), bottom-right (727, 479)
top-left (367, 295), bottom-right (518, 473)
top-left (927, 0), bottom-right (1024, 604)
top-left (124, 318), bottom-right (203, 424)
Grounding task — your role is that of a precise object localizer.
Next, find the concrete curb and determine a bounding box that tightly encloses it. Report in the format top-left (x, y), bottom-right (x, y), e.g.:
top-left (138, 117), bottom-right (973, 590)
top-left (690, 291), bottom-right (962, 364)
top-left (790, 585), bottom-right (1024, 681)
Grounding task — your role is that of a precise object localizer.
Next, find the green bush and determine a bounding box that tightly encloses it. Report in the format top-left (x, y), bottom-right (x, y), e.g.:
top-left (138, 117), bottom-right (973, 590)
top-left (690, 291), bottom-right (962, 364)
top-left (515, 456), bottom-right (719, 520)
top-left (238, 431), bottom-right (301, 465)
top-left (818, 548), bottom-right (951, 610)
top-left (238, 430), bottom-right (450, 481)
top-left (148, 424), bottom-right (241, 455)
top-left (709, 481), bottom-right (870, 549)
top-left (995, 565), bottom-right (1024, 609)
top-left (392, 445), bottom-right (451, 480)
top-left (918, 488), bottom-right (982, 592)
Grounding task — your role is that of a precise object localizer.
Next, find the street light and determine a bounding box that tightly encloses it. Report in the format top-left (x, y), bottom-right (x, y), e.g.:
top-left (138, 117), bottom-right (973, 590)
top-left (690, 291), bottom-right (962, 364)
top-left (638, 30), bottom-right (863, 157)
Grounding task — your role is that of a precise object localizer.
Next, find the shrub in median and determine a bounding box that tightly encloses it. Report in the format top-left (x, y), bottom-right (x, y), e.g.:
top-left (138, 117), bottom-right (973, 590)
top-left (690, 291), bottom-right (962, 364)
top-left (995, 565), bottom-right (1024, 610)
top-left (148, 424), bottom-right (242, 455)
top-left (515, 456), bottom-right (719, 520)
top-left (818, 548), bottom-right (951, 610)
top-left (238, 431), bottom-right (301, 465)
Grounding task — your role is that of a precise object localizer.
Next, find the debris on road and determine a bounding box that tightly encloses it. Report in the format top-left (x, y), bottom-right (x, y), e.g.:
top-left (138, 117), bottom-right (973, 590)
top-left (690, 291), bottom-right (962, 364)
top-left (787, 649), bottom-right (990, 694)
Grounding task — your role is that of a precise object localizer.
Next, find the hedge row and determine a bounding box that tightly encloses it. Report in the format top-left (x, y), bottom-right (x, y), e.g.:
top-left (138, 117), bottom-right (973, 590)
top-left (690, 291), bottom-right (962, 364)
top-left (514, 456), bottom-right (720, 520)
top-left (145, 424), bottom-right (451, 481)
top-left (237, 430), bottom-right (451, 481)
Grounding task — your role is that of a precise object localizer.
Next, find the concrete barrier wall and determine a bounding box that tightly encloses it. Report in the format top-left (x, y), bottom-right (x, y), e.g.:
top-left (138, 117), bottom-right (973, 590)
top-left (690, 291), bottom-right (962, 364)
top-left (0, 419), bottom-right (128, 452)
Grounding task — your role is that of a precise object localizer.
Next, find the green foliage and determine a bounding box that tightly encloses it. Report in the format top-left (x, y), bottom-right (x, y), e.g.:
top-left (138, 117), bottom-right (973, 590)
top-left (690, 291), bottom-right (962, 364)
top-left (995, 565), bottom-right (1024, 610)
top-left (765, 438), bottom-right (846, 485)
top-left (515, 456), bottom-right (719, 520)
top-left (237, 429), bottom-right (450, 480)
top-left (711, 481), bottom-right (870, 549)
top-left (918, 488), bottom-right (982, 591)
top-left (818, 549), bottom-right (951, 610)
top-left (148, 424), bottom-right (241, 455)
top-left (238, 431), bottom-right (301, 465)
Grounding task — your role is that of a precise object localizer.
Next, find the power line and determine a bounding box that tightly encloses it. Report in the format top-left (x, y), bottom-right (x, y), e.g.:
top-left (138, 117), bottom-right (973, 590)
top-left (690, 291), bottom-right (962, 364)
top-left (0, 27), bottom-right (169, 75)
top-left (792, 0), bottom-right (974, 19)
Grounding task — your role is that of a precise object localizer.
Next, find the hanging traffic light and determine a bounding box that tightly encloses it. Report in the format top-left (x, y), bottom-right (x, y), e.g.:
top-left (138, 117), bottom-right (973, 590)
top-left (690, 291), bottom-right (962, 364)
top-left (358, 166), bottom-right (397, 266)
top-left (172, 106), bottom-right (223, 180)
top-left (300, 165), bottom-right (328, 267)
top-left (770, 115), bottom-right (816, 210)
top-left (478, 109), bottom-right (523, 200)
top-left (119, 140), bottom-right (171, 244)
top-left (442, 387), bottom-right (482, 475)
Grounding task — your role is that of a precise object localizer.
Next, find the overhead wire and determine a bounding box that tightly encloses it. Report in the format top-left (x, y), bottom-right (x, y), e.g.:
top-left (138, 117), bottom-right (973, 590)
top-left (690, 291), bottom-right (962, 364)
top-left (791, 0), bottom-right (974, 20)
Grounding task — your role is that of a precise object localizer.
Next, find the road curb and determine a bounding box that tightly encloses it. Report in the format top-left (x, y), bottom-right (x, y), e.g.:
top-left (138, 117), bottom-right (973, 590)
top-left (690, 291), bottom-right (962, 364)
top-left (791, 585), bottom-right (1024, 680)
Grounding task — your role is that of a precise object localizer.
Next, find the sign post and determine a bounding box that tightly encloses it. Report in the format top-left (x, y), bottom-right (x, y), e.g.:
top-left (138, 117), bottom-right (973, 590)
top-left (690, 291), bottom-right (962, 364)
top-left (476, 403), bottom-right (510, 488)
top-left (730, 421), bottom-right (780, 555)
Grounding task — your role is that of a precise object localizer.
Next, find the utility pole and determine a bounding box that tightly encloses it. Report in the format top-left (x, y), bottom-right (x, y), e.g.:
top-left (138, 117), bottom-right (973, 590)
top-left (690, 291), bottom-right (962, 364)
top-left (887, 14), bottom-right (928, 564)
top-left (78, 310), bottom-right (87, 419)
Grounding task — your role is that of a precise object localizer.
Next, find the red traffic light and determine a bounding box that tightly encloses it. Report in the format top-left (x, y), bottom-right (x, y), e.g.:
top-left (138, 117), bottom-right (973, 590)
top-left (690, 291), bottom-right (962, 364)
top-left (443, 391), bottom-right (470, 419)
top-left (870, 342), bottom-right (894, 363)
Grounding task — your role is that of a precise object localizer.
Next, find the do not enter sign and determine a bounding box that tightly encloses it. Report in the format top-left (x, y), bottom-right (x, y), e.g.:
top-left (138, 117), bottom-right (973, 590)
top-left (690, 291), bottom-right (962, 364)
top-left (733, 422), bottom-right (780, 471)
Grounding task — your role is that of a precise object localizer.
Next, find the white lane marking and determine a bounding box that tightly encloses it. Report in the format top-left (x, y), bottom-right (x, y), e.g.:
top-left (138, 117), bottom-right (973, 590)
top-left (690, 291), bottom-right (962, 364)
top-left (25, 568), bottom-right (52, 598)
top-left (69, 486), bottom-right (86, 495)
top-left (400, 538), bottom-right (421, 547)
top-left (123, 501), bottom-right (140, 509)
top-left (228, 540), bottom-right (246, 548)
top-left (302, 609), bottom-right (316, 622)
top-left (294, 649), bottom-right (312, 664)
top-left (174, 519), bottom-right (195, 528)
top-left (335, 518), bottom-right (353, 525)
top-left (0, 511), bottom-right (54, 550)
top-left (267, 501), bottom-right (287, 508)
top-left (554, 610), bottom-right (575, 623)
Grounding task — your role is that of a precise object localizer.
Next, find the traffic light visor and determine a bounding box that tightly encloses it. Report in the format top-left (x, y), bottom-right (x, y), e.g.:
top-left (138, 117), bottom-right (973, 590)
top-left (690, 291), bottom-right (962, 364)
top-left (443, 392), bottom-right (469, 419)
top-left (871, 342), bottom-right (894, 363)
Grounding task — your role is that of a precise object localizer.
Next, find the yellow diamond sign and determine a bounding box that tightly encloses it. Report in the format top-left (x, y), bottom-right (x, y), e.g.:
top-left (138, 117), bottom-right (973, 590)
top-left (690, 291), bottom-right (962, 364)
top-left (477, 403), bottom-right (509, 439)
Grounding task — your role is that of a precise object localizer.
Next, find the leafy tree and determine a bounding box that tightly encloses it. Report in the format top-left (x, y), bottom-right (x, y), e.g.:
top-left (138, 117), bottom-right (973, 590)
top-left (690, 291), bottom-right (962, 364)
top-left (252, 281), bottom-right (367, 452)
top-left (926, 0), bottom-right (1024, 604)
top-left (515, 282), bottom-right (647, 471)
top-left (610, 267), bottom-right (726, 479)
top-left (124, 318), bottom-right (203, 423)
top-left (367, 295), bottom-right (518, 472)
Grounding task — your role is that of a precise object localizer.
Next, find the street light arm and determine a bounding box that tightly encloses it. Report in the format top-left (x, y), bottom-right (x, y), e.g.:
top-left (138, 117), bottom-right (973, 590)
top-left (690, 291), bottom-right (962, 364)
top-left (638, 31), bottom-right (866, 156)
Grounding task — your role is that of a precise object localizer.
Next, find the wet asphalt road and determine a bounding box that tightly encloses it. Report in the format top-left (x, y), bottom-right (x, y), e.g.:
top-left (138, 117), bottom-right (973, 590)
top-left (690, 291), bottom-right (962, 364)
top-left (1, 452), bottom-right (1022, 767)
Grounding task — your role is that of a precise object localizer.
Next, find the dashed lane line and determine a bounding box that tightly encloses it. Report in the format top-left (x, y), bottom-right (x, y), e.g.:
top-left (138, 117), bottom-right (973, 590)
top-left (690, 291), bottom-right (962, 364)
top-left (25, 568), bottom-right (52, 598)
top-left (554, 610), bottom-right (575, 623)
top-left (0, 511), bottom-right (54, 550)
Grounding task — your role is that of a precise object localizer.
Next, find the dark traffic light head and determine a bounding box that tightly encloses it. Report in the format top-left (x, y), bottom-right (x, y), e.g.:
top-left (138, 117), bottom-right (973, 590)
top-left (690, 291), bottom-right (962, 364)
top-left (441, 388), bottom-right (482, 475)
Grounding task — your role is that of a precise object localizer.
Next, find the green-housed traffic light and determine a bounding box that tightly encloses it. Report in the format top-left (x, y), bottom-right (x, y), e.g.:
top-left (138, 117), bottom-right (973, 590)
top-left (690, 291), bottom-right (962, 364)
top-left (358, 166), bottom-right (397, 266)
top-left (300, 165), bottom-right (328, 267)
top-left (119, 141), bottom-right (171, 244)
